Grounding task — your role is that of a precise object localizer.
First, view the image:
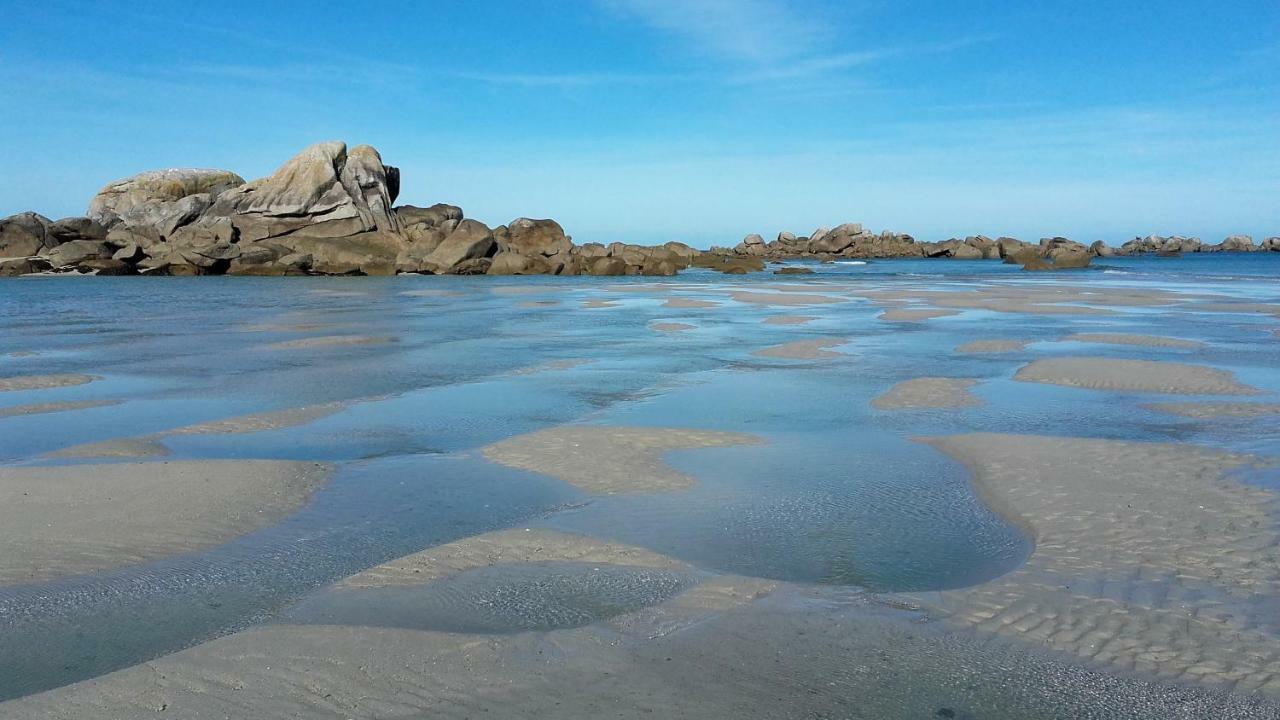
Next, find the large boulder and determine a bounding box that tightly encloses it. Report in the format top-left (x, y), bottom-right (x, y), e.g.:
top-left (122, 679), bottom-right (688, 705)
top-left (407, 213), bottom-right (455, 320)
top-left (87, 169), bottom-right (244, 228)
top-left (0, 212), bottom-right (58, 257)
top-left (283, 231), bottom-right (403, 275)
top-left (1262, 237), bottom-right (1280, 252)
top-left (495, 218), bottom-right (572, 259)
top-left (807, 223), bottom-right (863, 254)
top-left (1089, 240), bottom-right (1113, 257)
top-left (1216, 235), bottom-right (1256, 252)
top-left (207, 141), bottom-right (400, 243)
top-left (421, 219), bottom-right (496, 273)
top-left (41, 239), bottom-right (111, 268)
top-left (488, 252), bottom-right (553, 275)
top-left (49, 216), bottom-right (108, 243)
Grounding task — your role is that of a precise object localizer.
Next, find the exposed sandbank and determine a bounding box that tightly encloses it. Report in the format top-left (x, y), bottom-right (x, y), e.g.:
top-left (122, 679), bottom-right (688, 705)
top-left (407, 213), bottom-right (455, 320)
top-left (752, 338), bottom-right (848, 360)
top-left (879, 308), bottom-right (959, 322)
top-left (482, 425), bottom-right (761, 493)
top-left (918, 433), bottom-right (1280, 694)
top-left (956, 340), bottom-right (1027, 353)
top-left (663, 298), bottom-right (719, 308)
top-left (262, 335), bottom-right (395, 350)
top-left (0, 460), bottom-right (329, 585)
top-left (1014, 357), bottom-right (1261, 395)
top-left (650, 322), bottom-right (694, 333)
top-left (165, 402), bottom-right (348, 435)
top-left (761, 315), bottom-right (816, 326)
top-left (727, 291), bottom-right (843, 306)
top-left (582, 299), bottom-right (619, 308)
top-left (0, 374), bottom-right (98, 392)
top-left (1062, 333), bottom-right (1204, 348)
top-left (872, 378), bottom-right (982, 410)
top-left (340, 528), bottom-right (687, 588)
top-left (46, 437), bottom-right (170, 459)
top-left (0, 399), bottom-right (120, 419)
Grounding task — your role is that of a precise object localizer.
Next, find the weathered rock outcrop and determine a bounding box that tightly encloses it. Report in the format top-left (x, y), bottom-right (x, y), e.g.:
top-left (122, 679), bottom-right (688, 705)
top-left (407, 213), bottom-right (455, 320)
top-left (4, 142), bottom-right (1274, 277)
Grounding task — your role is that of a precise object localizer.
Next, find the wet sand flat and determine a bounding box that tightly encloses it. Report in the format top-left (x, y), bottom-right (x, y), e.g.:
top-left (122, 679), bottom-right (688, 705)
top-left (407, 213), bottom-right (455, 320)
top-left (262, 335), bottom-right (395, 350)
top-left (879, 308), bottom-right (959, 322)
top-left (46, 437), bottom-right (170, 458)
top-left (482, 425), bottom-right (761, 493)
top-left (650, 322), bottom-right (694, 333)
top-left (0, 374), bottom-right (97, 392)
top-left (918, 433), bottom-right (1280, 693)
top-left (956, 340), bottom-right (1027, 353)
top-left (1014, 357), bottom-right (1261, 395)
top-left (752, 338), bottom-right (848, 359)
top-left (761, 315), bottom-right (816, 325)
top-left (873, 378), bottom-right (982, 409)
top-left (0, 399), bottom-right (120, 419)
top-left (164, 402), bottom-right (348, 435)
top-left (0, 460), bottom-right (329, 586)
top-left (662, 298), bottom-right (718, 308)
top-left (727, 291), bottom-right (844, 306)
top-left (1062, 333), bottom-right (1204, 348)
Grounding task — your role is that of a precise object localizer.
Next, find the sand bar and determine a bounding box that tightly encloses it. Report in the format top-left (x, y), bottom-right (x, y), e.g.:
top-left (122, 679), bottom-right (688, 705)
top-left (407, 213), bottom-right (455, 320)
top-left (1062, 333), bottom-right (1204, 348)
top-left (0, 374), bottom-right (98, 392)
top-left (752, 338), bottom-right (848, 360)
top-left (872, 378), bottom-right (982, 409)
top-left (0, 460), bottom-right (329, 585)
top-left (956, 340), bottom-right (1027, 353)
top-left (0, 399), bottom-right (120, 419)
top-left (918, 433), bottom-right (1280, 693)
top-left (761, 315), bottom-right (816, 326)
top-left (879, 308), bottom-right (959, 322)
top-left (165, 402), bottom-right (348, 435)
top-left (663, 298), bottom-right (719, 308)
top-left (482, 425), bottom-right (761, 493)
top-left (1014, 357), bottom-right (1260, 395)
top-left (727, 291), bottom-right (843, 306)
top-left (262, 335), bottom-right (395, 350)
top-left (650, 322), bottom-right (694, 332)
top-left (46, 437), bottom-right (170, 458)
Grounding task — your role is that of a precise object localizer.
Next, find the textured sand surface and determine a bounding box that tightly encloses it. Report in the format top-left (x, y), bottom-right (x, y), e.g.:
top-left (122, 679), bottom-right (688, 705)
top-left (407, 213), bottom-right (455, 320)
top-left (0, 374), bottom-right (97, 392)
top-left (872, 378), bottom-right (982, 409)
top-left (0, 399), bottom-right (120, 419)
top-left (340, 529), bottom-right (688, 588)
top-left (879, 308), bottom-right (959, 322)
top-left (727, 291), bottom-right (843, 306)
top-left (1062, 333), bottom-right (1204, 348)
top-left (761, 315), bottom-right (816, 325)
top-left (919, 433), bottom-right (1280, 694)
top-left (0, 461), bottom-right (329, 586)
top-left (582, 299), bottom-right (619, 308)
top-left (262, 335), bottom-right (394, 350)
top-left (1143, 402), bottom-right (1280, 419)
top-left (482, 425), bottom-right (761, 493)
top-left (752, 338), bottom-right (848, 359)
top-left (46, 437), bottom-right (170, 458)
top-left (505, 359), bottom-right (592, 376)
top-left (1014, 357), bottom-right (1261, 395)
top-left (956, 340), bottom-right (1028, 353)
top-left (165, 403), bottom-right (348, 435)
top-left (650, 322), bottom-right (694, 332)
top-left (663, 298), bottom-right (718, 308)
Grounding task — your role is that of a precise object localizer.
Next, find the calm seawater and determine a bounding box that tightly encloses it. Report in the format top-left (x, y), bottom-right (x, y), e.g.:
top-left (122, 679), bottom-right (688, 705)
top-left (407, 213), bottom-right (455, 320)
top-left (0, 254), bottom-right (1278, 708)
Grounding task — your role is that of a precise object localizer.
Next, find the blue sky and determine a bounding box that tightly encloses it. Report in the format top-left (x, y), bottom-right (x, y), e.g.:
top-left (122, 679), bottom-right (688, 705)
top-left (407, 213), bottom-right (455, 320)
top-left (1, 0), bottom-right (1277, 246)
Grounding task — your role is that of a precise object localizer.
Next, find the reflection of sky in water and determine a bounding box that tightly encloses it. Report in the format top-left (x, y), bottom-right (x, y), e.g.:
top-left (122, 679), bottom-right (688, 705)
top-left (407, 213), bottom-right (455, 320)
top-left (1, 257), bottom-right (1278, 700)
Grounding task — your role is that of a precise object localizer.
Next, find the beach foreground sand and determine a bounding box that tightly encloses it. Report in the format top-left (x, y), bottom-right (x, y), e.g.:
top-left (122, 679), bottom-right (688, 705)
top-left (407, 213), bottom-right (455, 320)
top-left (0, 460), bottom-right (329, 586)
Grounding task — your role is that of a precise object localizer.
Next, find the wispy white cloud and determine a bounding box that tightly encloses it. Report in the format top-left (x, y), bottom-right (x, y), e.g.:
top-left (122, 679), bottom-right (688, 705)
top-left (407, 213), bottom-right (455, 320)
top-left (446, 70), bottom-right (689, 88)
top-left (599, 0), bottom-right (827, 65)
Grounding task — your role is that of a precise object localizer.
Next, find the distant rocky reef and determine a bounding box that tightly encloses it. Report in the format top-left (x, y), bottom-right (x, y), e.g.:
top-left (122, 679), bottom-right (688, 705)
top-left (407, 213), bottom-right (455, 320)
top-left (1, 142), bottom-right (1275, 277)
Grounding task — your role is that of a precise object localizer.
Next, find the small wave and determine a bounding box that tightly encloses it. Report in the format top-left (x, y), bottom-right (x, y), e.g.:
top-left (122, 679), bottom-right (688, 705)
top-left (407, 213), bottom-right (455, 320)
top-left (834, 261), bottom-right (869, 266)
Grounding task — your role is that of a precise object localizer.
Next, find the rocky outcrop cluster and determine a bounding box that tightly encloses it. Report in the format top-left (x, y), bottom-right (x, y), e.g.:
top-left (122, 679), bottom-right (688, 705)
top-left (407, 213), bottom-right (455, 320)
top-left (730, 225), bottom-right (1278, 271)
top-left (3, 142), bottom-right (1276, 277)
top-left (0, 142), bottom-right (702, 277)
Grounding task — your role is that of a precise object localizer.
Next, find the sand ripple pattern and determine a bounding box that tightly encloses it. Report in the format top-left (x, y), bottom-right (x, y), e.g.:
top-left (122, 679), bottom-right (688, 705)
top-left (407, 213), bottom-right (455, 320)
top-left (1014, 357), bottom-right (1261, 395)
top-left (482, 426), bottom-right (761, 494)
top-left (919, 434), bottom-right (1280, 694)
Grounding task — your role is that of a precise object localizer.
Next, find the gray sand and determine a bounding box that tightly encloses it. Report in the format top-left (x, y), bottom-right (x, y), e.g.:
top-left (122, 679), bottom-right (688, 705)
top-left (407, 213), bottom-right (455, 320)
top-left (0, 460), bottom-right (329, 585)
top-left (262, 335), bottom-right (395, 350)
top-left (956, 340), bottom-right (1028, 353)
top-left (919, 433), bottom-right (1280, 694)
top-left (878, 308), bottom-right (959, 322)
top-left (727, 291), bottom-right (843, 306)
top-left (482, 425), bottom-right (761, 493)
top-left (0, 399), bottom-right (120, 419)
top-left (663, 298), bottom-right (719, 308)
top-left (752, 338), bottom-right (848, 360)
top-left (0, 374), bottom-right (98, 392)
top-left (1062, 333), bottom-right (1204, 348)
top-left (1014, 357), bottom-right (1261, 395)
top-left (1143, 402), bottom-right (1280, 419)
top-left (872, 378), bottom-right (982, 410)
top-left (46, 437), bottom-right (170, 458)
top-left (650, 322), bottom-right (695, 332)
top-left (761, 315), bottom-right (816, 326)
